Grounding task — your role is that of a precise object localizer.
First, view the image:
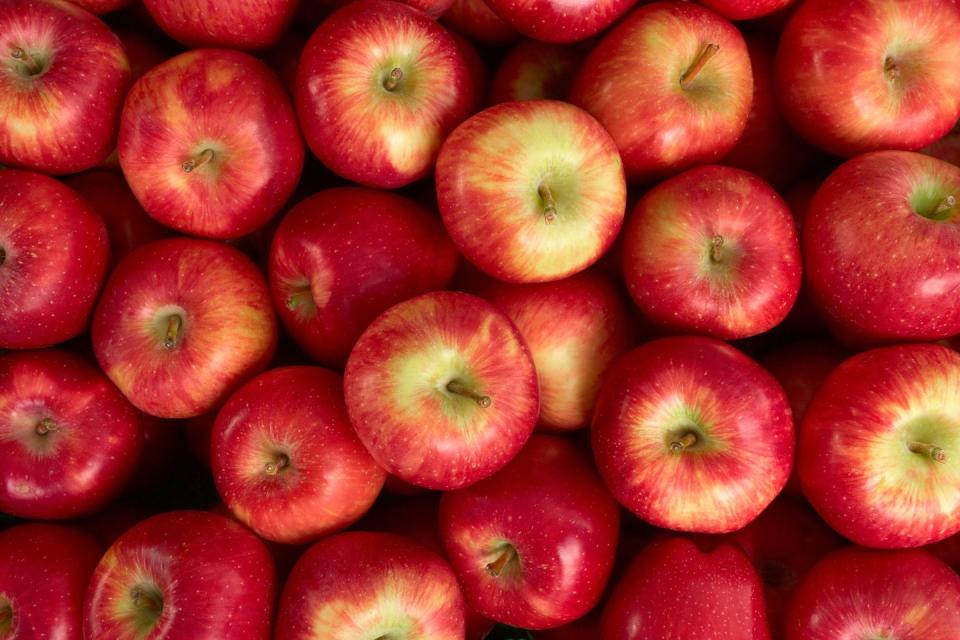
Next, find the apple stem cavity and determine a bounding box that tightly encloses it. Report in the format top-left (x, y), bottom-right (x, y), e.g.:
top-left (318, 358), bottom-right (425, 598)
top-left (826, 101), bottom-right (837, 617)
top-left (908, 440), bottom-right (947, 463)
top-left (709, 235), bottom-right (725, 263)
top-left (446, 378), bottom-right (492, 408)
top-left (130, 585), bottom-right (164, 624)
top-left (10, 47), bottom-right (42, 76)
top-left (680, 43), bottom-right (720, 89)
top-left (34, 417), bottom-right (57, 436)
top-left (264, 452), bottom-right (290, 476)
top-left (163, 314), bottom-right (183, 349)
top-left (182, 148), bottom-right (215, 173)
top-left (669, 431), bottom-right (699, 453)
top-left (485, 545), bottom-right (516, 577)
top-left (0, 600), bottom-right (11, 632)
top-left (884, 56), bottom-right (899, 80)
top-left (537, 183), bottom-right (558, 224)
top-left (934, 195), bottom-right (957, 217)
top-left (0, 247), bottom-right (6, 267)
top-left (383, 67), bottom-right (403, 92)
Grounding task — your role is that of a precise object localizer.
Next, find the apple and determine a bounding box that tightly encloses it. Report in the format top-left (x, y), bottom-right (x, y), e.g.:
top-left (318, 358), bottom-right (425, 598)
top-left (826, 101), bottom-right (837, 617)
top-left (437, 100), bottom-right (626, 283)
top-left (440, 434), bottom-right (620, 629)
top-left (489, 40), bottom-right (584, 105)
top-left (212, 366), bottom-right (386, 544)
top-left (775, 0), bottom-right (960, 157)
top-left (0, 524), bottom-right (102, 639)
top-left (475, 270), bottom-right (634, 430)
top-left (67, 0), bottom-right (134, 13)
top-left (804, 151), bottom-right (960, 343)
top-left (570, 1), bottom-right (753, 182)
top-left (799, 343), bottom-right (960, 548)
top-left (602, 536), bottom-right (770, 639)
top-left (84, 510), bottom-right (276, 639)
top-left (142, 0), bottom-right (297, 49)
top-left (441, 0), bottom-right (517, 46)
top-left (623, 165), bottom-right (800, 339)
top-left (449, 30), bottom-right (489, 112)
top-left (592, 336), bottom-right (794, 533)
top-left (296, 0), bottom-right (475, 189)
top-left (92, 237), bottom-right (277, 419)
top-left (268, 187), bottom-right (458, 367)
top-left (786, 547), bottom-right (960, 640)
top-left (119, 48), bottom-right (303, 239)
top-left (698, 0), bottom-right (791, 20)
top-left (481, 0), bottom-right (635, 43)
top-left (344, 291), bottom-right (539, 490)
top-left (0, 170), bottom-right (109, 349)
top-left (0, 0), bottom-right (129, 174)
top-left (275, 531), bottom-right (464, 640)
top-left (928, 531), bottom-right (960, 573)
top-left (924, 123), bottom-right (960, 167)
top-left (112, 25), bottom-right (174, 81)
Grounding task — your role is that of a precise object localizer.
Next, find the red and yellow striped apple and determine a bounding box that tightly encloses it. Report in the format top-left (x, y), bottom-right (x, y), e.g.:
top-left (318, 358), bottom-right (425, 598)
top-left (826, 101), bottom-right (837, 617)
top-left (143, 0), bottom-right (298, 49)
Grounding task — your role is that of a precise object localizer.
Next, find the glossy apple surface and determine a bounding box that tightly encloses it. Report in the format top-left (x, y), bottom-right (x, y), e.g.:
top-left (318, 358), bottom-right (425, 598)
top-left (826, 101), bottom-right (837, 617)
top-left (441, 0), bottom-right (518, 45)
top-left (699, 0), bottom-right (791, 20)
top-left (489, 40), bottom-right (583, 105)
top-left (592, 336), bottom-right (794, 532)
top-left (799, 343), bottom-right (960, 548)
top-left (482, 0), bottom-right (636, 43)
top-left (344, 291), bottom-right (539, 490)
top-left (268, 187), bottom-right (458, 367)
top-left (623, 165), bottom-right (800, 339)
top-left (0, 170), bottom-right (109, 349)
top-left (143, 0), bottom-right (297, 49)
top-left (92, 238), bottom-right (277, 419)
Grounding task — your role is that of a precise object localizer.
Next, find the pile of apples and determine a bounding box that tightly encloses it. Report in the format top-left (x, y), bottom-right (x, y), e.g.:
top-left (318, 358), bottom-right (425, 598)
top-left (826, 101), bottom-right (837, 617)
top-left (3, 0), bottom-right (960, 637)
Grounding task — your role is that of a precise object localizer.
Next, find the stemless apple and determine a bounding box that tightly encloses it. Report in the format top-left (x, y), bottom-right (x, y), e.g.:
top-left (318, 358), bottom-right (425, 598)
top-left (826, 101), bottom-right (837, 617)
top-left (119, 49), bottom-right (303, 239)
top-left (296, 0), bottom-right (475, 189)
top-left (482, 0), bottom-right (636, 43)
top-left (0, 350), bottom-right (143, 519)
top-left (0, 170), bottom-right (109, 349)
top-left (623, 165), bottom-right (800, 339)
top-left (92, 238), bottom-right (277, 419)
top-left (592, 336), bottom-right (794, 533)
top-left (437, 100), bottom-right (626, 283)
top-left (776, 0), bottom-right (960, 157)
top-left (571, 1), bottom-right (752, 182)
top-left (489, 40), bottom-right (583, 105)
top-left (0, 0), bottom-right (129, 174)
top-left (799, 343), bottom-right (960, 548)
top-left (268, 188), bottom-right (458, 367)
top-left (212, 366), bottom-right (386, 545)
top-left (344, 291), bottom-right (539, 490)
top-left (143, 0), bottom-right (297, 49)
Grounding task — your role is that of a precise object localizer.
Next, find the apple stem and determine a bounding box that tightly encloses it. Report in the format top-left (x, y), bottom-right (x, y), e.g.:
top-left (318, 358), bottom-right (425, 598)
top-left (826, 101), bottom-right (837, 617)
top-left (537, 183), bottom-right (558, 223)
top-left (34, 417), bottom-right (57, 436)
top-left (670, 431), bottom-right (698, 452)
top-left (264, 452), bottom-right (290, 476)
top-left (446, 379), bottom-right (492, 408)
top-left (884, 56), bottom-right (899, 79)
top-left (709, 235), bottom-right (724, 263)
top-left (163, 314), bottom-right (183, 349)
top-left (182, 149), bottom-right (215, 173)
top-left (680, 43), bottom-right (719, 89)
top-left (934, 195), bottom-right (957, 217)
top-left (130, 586), bottom-right (163, 617)
top-left (383, 67), bottom-right (403, 92)
top-left (10, 47), bottom-right (41, 75)
top-left (485, 546), bottom-right (516, 577)
top-left (908, 441), bottom-right (947, 463)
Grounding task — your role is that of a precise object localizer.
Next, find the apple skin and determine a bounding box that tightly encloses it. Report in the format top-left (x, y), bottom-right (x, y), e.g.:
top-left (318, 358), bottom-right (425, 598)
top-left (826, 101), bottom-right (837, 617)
top-left (592, 336), bottom-right (794, 533)
top-left (775, 0), bottom-right (960, 157)
top-left (119, 48), bottom-right (304, 239)
top-left (92, 238), bottom-right (277, 419)
top-left (275, 531), bottom-right (465, 640)
top-left (623, 165), bottom-right (801, 340)
top-left (441, 0), bottom-right (518, 45)
top-left (475, 271), bottom-right (634, 431)
top-left (84, 510), bottom-right (276, 640)
top-left (799, 343), bottom-right (960, 548)
top-left (67, 0), bottom-right (134, 13)
top-left (804, 151), bottom-right (960, 344)
top-left (602, 536), bottom-right (770, 640)
top-left (142, 0), bottom-right (297, 49)
top-left (0, 170), bottom-right (109, 349)
top-left (212, 366), bottom-right (386, 545)
top-left (437, 99), bottom-right (626, 283)
top-left (268, 187), bottom-right (458, 368)
top-left (570, 1), bottom-right (753, 182)
top-left (489, 40), bottom-right (583, 105)
top-left (481, 0), bottom-right (636, 43)
top-left (923, 126), bottom-right (960, 167)
top-left (785, 547), bottom-right (960, 640)
top-left (698, 0), bottom-right (791, 20)
top-left (440, 435), bottom-right (620, 629)
top-left (344, 291), bottom-right (539, 490)
top-left (0, 0), bottom-right (130, 174)
top-left (0, 524), bottom-right (102, 639)
top-left (296, 0), bottom-right (475, 189)
top-left (928, 531), bottom-right (960, 573)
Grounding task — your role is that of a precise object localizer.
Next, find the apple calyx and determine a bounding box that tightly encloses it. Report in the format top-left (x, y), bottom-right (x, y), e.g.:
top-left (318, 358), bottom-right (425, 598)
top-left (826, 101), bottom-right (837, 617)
top-left (34, 417), bottom-right (57, 437)
top-left (286, 286), bottom-right (315, 315)
top-left (680, 43), bottom-right (719, 90)
top-left (162, 314), bottom-right (184, 349)
top-left (485, 544), bottom-right (517, 577)
top-left (383, 67), bottom-right (404, 92)
top-left (263, 451), bottom-right (291, 476)
top-left (129, 584), bottom-right (164, 631)
top-left (537, 183), bottom-right (558, 224)
top-left (10, 47), bottom-right (43, 76)
top-left (709, 235), bottom-right (725, 263)
top-left (182, 149), bottom-right (215, 173)
top-left (445, 378), bottom-right (492, 408)
top-left (884, 56), bottom-right (899, 80)
top-left (669, 430), bottom-right (699, 453)
top-left (0, 598), bottom-right (12, 636)
top-left (908, 440), bottom-right (947, 463)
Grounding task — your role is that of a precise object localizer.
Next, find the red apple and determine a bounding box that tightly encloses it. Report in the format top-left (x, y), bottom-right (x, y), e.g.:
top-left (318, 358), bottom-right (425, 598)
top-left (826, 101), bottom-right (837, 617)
top-left (440, 435), bottom-right (620, 629)
top-left (924, 124), bottom-right (960, 167)
top-left (0, 524), bottom-right (102, 639)
top-left (212, 366), bottom-right (386, 544)
top-left (67, 0), bottom-right (134, 13)
top-left (437, 100), bottom-right (626, 283)
top-left (928, 531), bottom-right (960, 573)
top-left (592, 336), bottom-right (794, 532)
top-left (804, 151), bottom-right (960, 343)
top-left (489, 40), bottom-right (583, 105)
top-left (112, 24), bottom-right (173, 81)
top-left (571, 1), bottom-right (753, 182)
top-left (142, 0), bottom-right (297, 49)
top-left (623, 165), bottom-right (800, 339)
top-left (344, 291), bottom-right (539, 490)
top-left (449, 30), bottom-right (489, 112)
top-left (268, 187), bottom-right (458, 367)
top-left (0, 170), bottom-right (109, 349)
top-left (119, 48), bottom-right (303, 239)
top-left (296, 0), bottom-right (475, 189)
top-left (602, 536), bottom-right (770, 639)
top-left (799, 343), bottom-right (960, 548)
top-left (775, 0), bottom-right (960, 157)
top-left (476, 270), bottom-right (634, 430)
top-left (0, 0), bottom-right (129, 174)
top-left (275, 531), bottom-right (464, 640)
top-left (84, 510), bottom-right (276, 639)
top-left (0, 349), bottom-right (143, 519)
top-left (482, 0), bottom-right (635, 43)
top-left (92, 238), bottom-right (277, 419)
top-left (441, 0), bottom-right (518, 46)
top-left (698, 0), bottom-right (791, 20)
top-left (786, 547), bottom-right (960, 640)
